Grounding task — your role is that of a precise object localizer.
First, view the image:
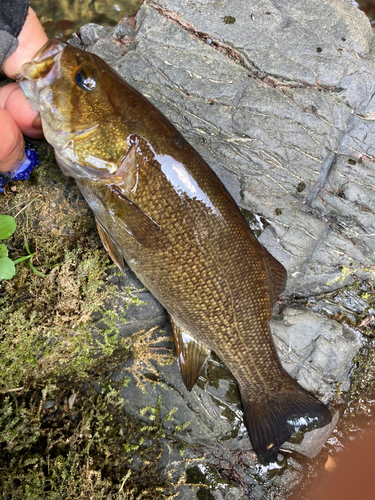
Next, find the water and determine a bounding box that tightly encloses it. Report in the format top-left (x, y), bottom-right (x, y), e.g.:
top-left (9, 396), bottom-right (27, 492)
top-left (356, 0), bottom-right (375, 25)
top-left (30, 0), bottom-right (143, 39)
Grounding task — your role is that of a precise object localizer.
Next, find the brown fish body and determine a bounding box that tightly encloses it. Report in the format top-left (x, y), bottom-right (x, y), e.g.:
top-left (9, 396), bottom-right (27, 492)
top-left (78, 137), bottom-right (280, 390)
top-left (20, 39), bottom-right (331, 464)
top-left (76, 107), bottom-right (283, 402)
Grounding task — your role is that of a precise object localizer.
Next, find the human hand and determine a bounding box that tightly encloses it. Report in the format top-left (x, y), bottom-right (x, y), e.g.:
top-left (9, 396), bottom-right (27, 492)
top-left (0, 7), bottom-right (48, 173)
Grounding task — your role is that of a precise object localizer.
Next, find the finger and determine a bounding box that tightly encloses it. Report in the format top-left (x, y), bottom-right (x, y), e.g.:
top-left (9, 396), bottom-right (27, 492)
top-left (3, 84), bottom-right (43, 138)
top-left (0, 107), bottom-right (25, 173)
top-left (0, 82), bottom-right (20, 108)
top-left (3, 7), bottom-right (48, 79)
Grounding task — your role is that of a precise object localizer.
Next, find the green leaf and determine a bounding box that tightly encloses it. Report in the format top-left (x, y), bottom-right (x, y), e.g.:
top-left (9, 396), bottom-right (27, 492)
top-left (0, 243), bottom-right (8, 258)
top-left (0, 256), bottom-right (16, 280)
top-left (0, 215), bottom-right (17, 240)
top-left (13, 254), bottom-right (34, 264)
top-left (29, 259), bottom-right (47, 277)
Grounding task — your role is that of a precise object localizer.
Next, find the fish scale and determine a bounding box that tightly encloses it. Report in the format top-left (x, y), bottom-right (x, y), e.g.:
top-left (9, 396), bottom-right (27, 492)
top-left (19, 38), bottom-right (332, 464)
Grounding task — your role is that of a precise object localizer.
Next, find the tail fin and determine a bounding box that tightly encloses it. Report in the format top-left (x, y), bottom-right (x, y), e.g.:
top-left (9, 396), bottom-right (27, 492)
top-left (240, 385), bottom-right (331, 465)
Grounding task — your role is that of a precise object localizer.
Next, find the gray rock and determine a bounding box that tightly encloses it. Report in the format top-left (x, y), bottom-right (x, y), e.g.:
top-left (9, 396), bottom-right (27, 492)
top-left (283, 411), bottom-right (340, 458)
top-left (104, 267), bottom-right (167, 334)
top-left (42, 400), bottom-right (55, 409)
top-left (74, 19), bottom-right (135, 68)
top-left (271, 307), bottom-right (362, 402)
top-left (77, 23), bottom-right (114, 47)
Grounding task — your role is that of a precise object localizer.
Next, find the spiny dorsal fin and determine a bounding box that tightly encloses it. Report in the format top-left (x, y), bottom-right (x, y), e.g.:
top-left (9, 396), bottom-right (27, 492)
top-left (96, 218), bottom-right (126, 272)
top-left (261, 246), bottom-right (287, 306)
top-left (169, 315), bottom-right (210, 391)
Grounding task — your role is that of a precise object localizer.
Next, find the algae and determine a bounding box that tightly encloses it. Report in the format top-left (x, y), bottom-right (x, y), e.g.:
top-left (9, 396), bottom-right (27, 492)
top-left (239, 208), bottom-right (270, 238)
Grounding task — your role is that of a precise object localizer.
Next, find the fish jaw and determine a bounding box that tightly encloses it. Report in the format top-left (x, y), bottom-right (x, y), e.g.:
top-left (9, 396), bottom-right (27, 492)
top-left (19, 39), bottom-right (66, 114)
top-left (18, 39), bottom-right (79, 171)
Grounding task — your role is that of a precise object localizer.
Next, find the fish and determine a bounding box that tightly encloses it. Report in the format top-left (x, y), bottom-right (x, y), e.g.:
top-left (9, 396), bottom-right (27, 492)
top-left (19, 39), bottom-right (331, 464)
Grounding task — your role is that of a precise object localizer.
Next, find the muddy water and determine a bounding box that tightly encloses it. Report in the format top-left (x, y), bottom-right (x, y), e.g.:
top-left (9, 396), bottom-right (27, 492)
top-left (302, 429), bottom-right (375, 499)
top-left (30, 0), bottom-right (143, 39)
top-left (290, 284), bottom-right (375, 499)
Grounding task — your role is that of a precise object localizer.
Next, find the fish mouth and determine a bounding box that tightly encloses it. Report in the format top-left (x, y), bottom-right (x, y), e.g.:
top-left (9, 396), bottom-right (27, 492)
top-left (18, 39), bottom-right (66, 112)
top-left (21, 39), bottom-right (66, 81)
top-left (18, 39), bottom-right (88, 177)
top-left (18, 38), bottom-right (120, 180)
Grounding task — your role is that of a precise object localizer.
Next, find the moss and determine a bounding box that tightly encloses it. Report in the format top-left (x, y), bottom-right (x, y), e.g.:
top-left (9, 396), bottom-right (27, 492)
top-left (341, 340), bottom-right (375, 424)
top-left (223, 16), bottom-right (236, 24)
top-left (0, 385), bottom-right (185, 499)
top-left (239, 208), bottom-right (269, 238)
top-left (125, 327), bottom-right (174, 394)
top-left (0, 140), bottom-right (187, 498)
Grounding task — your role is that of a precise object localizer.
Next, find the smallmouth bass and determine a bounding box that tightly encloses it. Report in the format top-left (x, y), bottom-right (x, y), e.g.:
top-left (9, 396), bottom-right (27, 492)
top-left (19, 39), bottom-right (331, 464)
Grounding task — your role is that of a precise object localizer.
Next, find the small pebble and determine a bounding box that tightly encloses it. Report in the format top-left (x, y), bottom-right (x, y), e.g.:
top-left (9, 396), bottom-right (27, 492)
top-left (68, 393), bottom-right (77, 409)
top-left (42, 400), bottom-right (55, 409)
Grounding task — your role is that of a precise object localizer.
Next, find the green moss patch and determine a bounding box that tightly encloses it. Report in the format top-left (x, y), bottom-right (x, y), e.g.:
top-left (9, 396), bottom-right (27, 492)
top-left (0, 386), bottom-right (184, 499)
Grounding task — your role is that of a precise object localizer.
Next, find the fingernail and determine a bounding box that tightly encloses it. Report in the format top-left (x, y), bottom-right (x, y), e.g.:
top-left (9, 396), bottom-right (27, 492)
top-left (7, 151), bottom-right (26, 173)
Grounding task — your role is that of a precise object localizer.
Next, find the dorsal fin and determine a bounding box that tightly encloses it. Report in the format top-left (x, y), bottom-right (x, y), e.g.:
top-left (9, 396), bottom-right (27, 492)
top-left (261, 246), bottom-right (287, 306)
top-left (169, 315), bottom-right (210, 391)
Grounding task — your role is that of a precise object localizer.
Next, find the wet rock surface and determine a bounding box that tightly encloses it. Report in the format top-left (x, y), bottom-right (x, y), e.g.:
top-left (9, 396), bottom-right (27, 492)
top-left (283, 411), bottom-right (340, 459)
top-left (99, 267), bottom-right (363, 498)
top-left (272, 307), bottom-right (362, 401)
top-left (66, 0), bottom-right (375, 497)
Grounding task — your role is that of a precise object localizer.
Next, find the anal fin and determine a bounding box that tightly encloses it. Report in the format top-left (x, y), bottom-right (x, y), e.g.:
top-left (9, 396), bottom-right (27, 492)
top-left (169, 315), bottom-right (210, 391)
top-left (96, 218), bottom-right (126, 272)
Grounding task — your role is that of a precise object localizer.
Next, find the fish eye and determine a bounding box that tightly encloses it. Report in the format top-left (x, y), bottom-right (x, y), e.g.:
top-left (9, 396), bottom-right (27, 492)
top-left (73, 65), bottom-right (98, 91)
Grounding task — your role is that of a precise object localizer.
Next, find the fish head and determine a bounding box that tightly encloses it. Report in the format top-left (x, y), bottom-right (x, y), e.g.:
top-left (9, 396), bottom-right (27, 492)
top-left (19, 38), bottom-right (128, 179)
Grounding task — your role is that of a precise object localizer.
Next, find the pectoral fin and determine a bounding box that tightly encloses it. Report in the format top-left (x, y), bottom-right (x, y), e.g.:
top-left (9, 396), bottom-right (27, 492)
top-left (96, 218), bottom-right (126, 272)
top-left (107, 184), bottom-right (168, 250)
top-left (169, 315), bottom-right (210, 391)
